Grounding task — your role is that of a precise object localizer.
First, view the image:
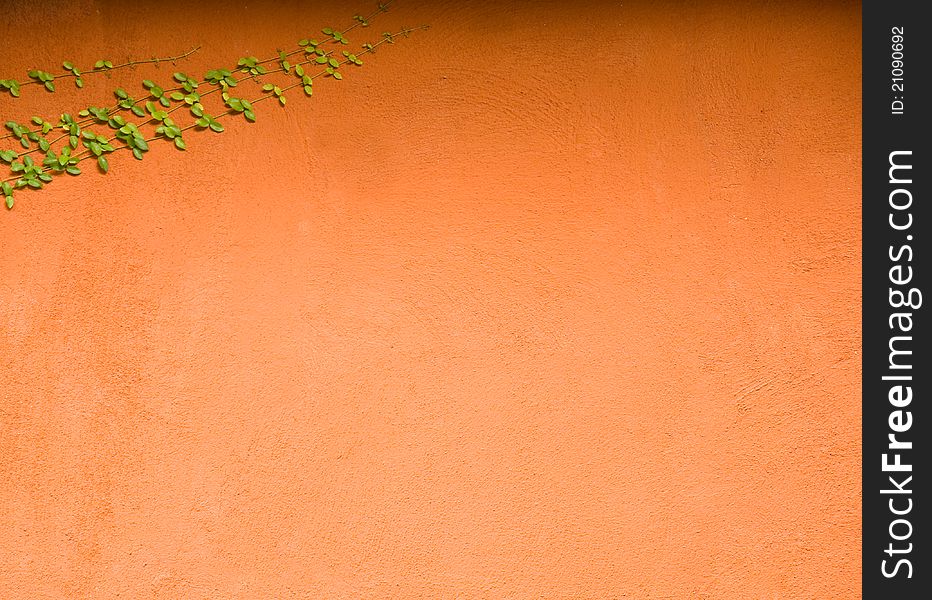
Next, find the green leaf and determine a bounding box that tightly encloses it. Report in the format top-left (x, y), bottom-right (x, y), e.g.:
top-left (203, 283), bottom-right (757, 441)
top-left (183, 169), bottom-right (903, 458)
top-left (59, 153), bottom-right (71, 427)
top-left (5, 196), bottom-right (12, 209)
top-left (66, 166), bottom-right (81, 176)
top-left (75, 77), bottom-right (84, 88)
top-left (98, 156), bottom-right (109, 173)
top-left (332, 71), bottom-right (343, 80)
top-left (279, 95), bottom-right (286, 106)
top-left (244, 110), bottom-right (256, 122)
top-left (132, 147), bottom-right (143, 160)
top-left (209, 122), bottom-right (224, 133)
top-left (94, 60), bottom-right (105, 69)
top-left (174, 137), bottom-right (186, 150)
top-left (303, 85), bottom-right (313, 96)
top-left (44, 81), bottom-right (55, 92)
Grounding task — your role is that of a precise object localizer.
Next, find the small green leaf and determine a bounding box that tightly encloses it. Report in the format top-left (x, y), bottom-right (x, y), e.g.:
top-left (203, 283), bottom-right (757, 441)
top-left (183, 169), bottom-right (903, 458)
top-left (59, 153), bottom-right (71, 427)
top-left (98, 156), bottom-right (109, 173)
top-left (244, 110), bottom-right (256, 122)
top-left (5, 196), bottom-right (12, 209)
top-left (174, 137), bottom-right (186, 150)
top-left (66, 166), bottom-right (81, 176)
top-left (75, 77), bottom-right (84, 88)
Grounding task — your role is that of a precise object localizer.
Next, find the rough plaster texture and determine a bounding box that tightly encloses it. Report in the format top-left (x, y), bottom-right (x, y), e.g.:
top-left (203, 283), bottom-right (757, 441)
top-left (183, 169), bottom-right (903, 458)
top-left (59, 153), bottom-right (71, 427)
top-left (1, 0), bottom-right (861, 598)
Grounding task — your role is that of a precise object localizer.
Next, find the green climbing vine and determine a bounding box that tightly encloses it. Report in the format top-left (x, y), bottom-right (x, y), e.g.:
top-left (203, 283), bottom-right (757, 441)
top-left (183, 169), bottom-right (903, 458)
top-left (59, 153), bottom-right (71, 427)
top-left (1, 1), bottom-right (427, 210)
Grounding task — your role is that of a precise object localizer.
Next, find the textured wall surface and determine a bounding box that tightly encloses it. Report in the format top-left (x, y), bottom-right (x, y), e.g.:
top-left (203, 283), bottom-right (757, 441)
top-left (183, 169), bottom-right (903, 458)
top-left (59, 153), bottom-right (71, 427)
top-left (1, 1), bottom-right (860, 598)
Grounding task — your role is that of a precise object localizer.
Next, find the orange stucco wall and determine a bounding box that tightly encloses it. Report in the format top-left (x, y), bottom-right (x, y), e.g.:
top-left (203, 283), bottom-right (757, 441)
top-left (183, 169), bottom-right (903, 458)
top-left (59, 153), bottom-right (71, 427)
top-left (1, 1), bottom-right (861, 597)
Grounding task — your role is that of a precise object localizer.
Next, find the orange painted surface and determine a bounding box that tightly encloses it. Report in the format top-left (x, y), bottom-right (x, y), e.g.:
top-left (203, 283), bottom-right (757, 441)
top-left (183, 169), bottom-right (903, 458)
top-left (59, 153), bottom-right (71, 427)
top-left (1, 1), bottom-right (861, 598)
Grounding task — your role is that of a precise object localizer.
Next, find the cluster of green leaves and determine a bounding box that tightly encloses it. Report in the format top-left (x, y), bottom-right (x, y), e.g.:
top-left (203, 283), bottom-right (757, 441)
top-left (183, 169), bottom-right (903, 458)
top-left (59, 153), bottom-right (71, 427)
top-left (114, 88), bottom-right (147, 117)
top-left (191, 104), bottom-right (224, 133)
top-left (261, 84), bottom-right (287, 106)
top-left (169, 72), bottom-right (201, 106)
top-left (225, 97), bottom-right (256, 122)
top-left (5, 119), bottom-right (54, 149)
top-left (204, 68), bottom-right (238, 87)
top-left (322, 27), bottom-right (349, 44)
top-left (142, 79), bottom-right (171, 107)
top-left (237, 56), bottom-right (268, 77)
top-left (0, 79), bottom-right (20, 97)
top-left (28, 69), bottom-right (56, 92)
top-left (3, 3), bottom-right (427, 211)
top-left (62, 61), bottom-right (85, 88)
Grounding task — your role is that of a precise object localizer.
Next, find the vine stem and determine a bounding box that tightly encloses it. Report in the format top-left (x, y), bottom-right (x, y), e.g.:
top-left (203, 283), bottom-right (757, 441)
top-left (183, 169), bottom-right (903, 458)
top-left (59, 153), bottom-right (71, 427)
top-left (15, 46), bottom-right (202, 89)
